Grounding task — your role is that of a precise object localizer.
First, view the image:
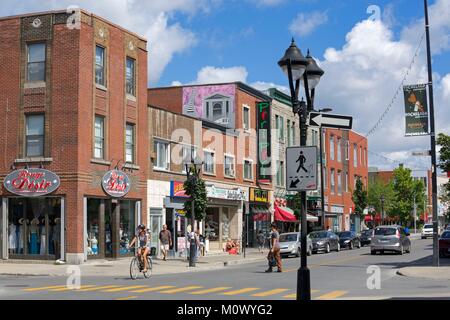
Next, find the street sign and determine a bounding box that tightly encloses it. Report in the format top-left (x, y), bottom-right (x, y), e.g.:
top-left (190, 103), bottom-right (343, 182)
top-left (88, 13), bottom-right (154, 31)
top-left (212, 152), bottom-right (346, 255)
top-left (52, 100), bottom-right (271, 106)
top-left (411, 150), bottom-right (431, 156)
top-left (308, 112), bottom-right (353, 129)
top-left (286, 146), bottom-right (318, 191)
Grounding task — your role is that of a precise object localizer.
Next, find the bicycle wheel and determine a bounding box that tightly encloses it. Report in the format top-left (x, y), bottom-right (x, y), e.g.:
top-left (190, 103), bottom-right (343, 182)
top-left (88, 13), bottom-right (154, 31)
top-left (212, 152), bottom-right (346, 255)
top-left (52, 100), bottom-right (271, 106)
top-left (143, 257), bottom-right (153, 278)
top-left (130, 257), bottom-right (140, 280)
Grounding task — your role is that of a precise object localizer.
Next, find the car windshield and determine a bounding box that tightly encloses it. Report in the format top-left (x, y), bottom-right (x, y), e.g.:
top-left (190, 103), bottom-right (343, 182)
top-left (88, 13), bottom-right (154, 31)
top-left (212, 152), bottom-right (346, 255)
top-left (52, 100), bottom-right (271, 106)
top-left (338, 232), bottom-right (352, 237)
top-left (374, 227), bottom-right (396, 236)
top-left (309, 232), bottom-right (327, 239)
top-left (441, 231), bottom-right (450, 239)
top-left (424, 224), bottom-right (433, 229)
top-left (279, 234), bottom-right (298, 242)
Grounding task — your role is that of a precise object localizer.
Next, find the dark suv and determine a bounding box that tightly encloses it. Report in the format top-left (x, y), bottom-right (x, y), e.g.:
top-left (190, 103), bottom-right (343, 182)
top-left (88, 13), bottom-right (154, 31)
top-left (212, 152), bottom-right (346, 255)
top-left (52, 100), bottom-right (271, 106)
top-left (360, 229), bottom-right (374, 247)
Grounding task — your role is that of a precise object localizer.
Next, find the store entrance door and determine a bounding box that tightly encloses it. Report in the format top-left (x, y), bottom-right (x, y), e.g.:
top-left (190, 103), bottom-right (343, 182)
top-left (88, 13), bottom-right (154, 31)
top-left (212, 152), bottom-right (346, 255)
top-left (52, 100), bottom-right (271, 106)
top-left (149, 209), bottom-right (163, 255)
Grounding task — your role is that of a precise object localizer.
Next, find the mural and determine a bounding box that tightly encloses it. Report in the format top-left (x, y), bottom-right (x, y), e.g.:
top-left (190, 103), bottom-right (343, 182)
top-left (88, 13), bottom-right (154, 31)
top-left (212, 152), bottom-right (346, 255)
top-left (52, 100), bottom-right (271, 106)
top-left (182, 84), bottom-right (236, 129)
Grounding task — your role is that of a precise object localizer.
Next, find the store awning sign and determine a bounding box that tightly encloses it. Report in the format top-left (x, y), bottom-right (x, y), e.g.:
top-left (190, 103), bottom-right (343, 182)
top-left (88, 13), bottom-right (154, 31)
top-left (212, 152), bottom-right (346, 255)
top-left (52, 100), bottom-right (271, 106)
top-left (102, 169), bottom-right (131, 198)
top-left (3, 168), bottom-right (60, 197)
top-left (170, 181), bottom-right (189, 198)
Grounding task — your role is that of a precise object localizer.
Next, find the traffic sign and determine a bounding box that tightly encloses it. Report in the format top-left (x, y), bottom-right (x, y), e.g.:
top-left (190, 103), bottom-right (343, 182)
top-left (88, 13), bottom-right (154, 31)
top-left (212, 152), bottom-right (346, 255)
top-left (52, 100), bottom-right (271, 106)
top-left (411, 150), bottom-right (431, 156)
top-left (308, 112), bottom-right (353, 129)
top-left (286, 146), bottom-right (318, 191)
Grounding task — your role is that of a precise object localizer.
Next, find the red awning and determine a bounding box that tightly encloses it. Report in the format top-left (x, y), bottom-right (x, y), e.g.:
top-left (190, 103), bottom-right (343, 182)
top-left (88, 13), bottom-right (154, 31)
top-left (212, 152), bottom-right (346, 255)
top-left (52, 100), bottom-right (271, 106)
top-left (274, 204), bottom-right (298, 222)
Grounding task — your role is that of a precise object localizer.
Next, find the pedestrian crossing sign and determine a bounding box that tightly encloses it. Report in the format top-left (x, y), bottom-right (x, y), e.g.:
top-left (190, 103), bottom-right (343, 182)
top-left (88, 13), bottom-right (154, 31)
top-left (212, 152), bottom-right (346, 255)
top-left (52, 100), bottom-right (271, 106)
top-left (286, 146), bottom-right (318, 191)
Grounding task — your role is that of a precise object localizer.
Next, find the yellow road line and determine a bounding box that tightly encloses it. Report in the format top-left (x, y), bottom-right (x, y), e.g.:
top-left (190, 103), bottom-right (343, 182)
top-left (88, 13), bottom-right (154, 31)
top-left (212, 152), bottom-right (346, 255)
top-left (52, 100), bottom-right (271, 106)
top-left (115, 296), bottom-right (138, 300)
top-left (49, 285), bottom-right (97, 292)
top-left (130, 286), bottom-right (176, 293)
top-left (252, 288), bottom-right (290, 297)
top-left (221, 288), bottom-right (260, 296)
top-left (159, 286), bottom-right (203, 294)
top-left (189, 287), bottom-right (232, 295)
top-left (316, 290), bottom-right (347, 300)
top-left (24, 285), bottom-right (66, 292)
top-left (283, 290), bottom-right (320, 299)
top-left (78, 285), bottom-right (121, 292)
top-left (101, 285), bottom-right (147, 292)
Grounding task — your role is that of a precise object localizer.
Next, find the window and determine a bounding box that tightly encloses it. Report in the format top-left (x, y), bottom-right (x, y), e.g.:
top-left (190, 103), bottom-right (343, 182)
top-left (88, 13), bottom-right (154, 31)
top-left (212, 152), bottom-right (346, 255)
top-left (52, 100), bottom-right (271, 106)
top-left (224, 155), bottom-right (235, 177)
top-left (126, 57), bottom-right (136, 96)
top-left (276, 161), bottom-right (284, 186)
top-left (353, 144), bottom-right (358, 167)
top-left (182, 145), bottom-right (197, 173)
top-left (94, 116), bottom-right (105, 159)
top-left (290, 122), bottom-right (295, 146)
top-left (27, 43), bottom-right (46, 82)
top-left (338, 171), bottom-right (342, 195)
top-left (337, 138), bottom-right (341, 162)
top-left (345, 172), bottom-right (349, 192)
top-left (25, 114), bottom-right (44, 157)
top-left (330, 169), bottom-right (335, 194)
top-left (125, 124), bottom-right (135, 163)
top-left (323, 167), bottom-right (327, 190)
top-left (287, 120), bottom-right (291, 145)
top-left (95, 46), bottom-right (106, 86)
top-left (276, 115), bottom-right (284, 141)
top-left (154, 140), bottom-right (170, 170)
top-left (203, 94), bottom-right (233, 125)
top-left (244, 160), bottom-right (253, 180)
top-left (203, 151), bottom-right (215, 174)
top-left (330, 136), bottom-right (335, 160)
top-left (312, 130), bottom-right (319, 147)
top-left (345, 140), bottom-right (350, 161)
top-left (243, 106), bottom-right (250, 131)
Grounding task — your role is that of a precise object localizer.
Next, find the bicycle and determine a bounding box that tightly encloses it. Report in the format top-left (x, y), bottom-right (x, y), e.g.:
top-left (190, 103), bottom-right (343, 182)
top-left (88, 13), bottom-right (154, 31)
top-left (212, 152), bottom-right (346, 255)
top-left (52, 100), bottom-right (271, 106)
top-left (130, 249), bottom-right (153, 280)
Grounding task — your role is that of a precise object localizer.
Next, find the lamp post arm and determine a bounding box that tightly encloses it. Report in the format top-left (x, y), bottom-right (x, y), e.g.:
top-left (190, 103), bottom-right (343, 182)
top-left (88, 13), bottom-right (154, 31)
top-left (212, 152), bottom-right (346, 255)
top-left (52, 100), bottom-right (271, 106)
top-left (302, 72), bottom-right (312, 109)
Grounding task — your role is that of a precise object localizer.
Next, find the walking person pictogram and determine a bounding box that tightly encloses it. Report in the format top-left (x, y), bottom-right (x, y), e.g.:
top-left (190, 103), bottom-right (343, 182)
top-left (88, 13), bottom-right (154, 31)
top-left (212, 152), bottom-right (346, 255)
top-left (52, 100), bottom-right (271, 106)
top-left (296, 151), bottom-right (308, 173)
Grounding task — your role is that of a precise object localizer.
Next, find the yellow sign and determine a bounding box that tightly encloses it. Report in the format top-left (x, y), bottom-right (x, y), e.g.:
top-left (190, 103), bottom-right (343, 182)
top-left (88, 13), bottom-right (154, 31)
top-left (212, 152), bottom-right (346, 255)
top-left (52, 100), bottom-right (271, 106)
top-left (250, 188), bottom-right (270, 203)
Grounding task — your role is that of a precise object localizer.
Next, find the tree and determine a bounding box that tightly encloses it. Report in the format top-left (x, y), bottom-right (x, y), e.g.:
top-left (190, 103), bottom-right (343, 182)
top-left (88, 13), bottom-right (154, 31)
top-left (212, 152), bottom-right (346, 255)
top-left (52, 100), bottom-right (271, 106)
top-left (352, 177), bottom-right (368, 217)
top-left (368, 178), bottom-right (395, 217)
top-left (183, 169), bottom-right (208, 220)
top-left (437, 133), bottom-right (450, 214)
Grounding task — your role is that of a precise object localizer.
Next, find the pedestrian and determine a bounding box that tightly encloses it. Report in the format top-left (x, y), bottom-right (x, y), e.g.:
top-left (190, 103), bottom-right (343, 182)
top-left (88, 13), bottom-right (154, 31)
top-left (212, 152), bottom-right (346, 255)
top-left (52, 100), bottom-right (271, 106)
top-left (159, 224), bottom-right (172, 261)
top-left (265, 223), bottom-right (282, 273)
top-left (257, 230), bottom-right (265, 253)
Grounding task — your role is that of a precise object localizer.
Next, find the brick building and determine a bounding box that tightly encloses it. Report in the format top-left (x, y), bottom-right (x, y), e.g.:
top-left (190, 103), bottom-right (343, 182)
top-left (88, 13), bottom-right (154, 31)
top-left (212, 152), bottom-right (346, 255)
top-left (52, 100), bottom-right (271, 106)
top-left (0, 10), bottom-right (148, 264)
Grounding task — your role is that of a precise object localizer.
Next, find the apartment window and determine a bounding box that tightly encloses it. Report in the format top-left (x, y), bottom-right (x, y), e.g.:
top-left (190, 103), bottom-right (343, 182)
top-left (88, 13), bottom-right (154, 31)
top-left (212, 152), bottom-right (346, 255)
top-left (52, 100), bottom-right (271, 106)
top-left (323, 167), bottom-right (328, 190)
top-left (290, 122), bottom-right (295, 146)
top-left (25, 114), bottom-right (44, 157)
top-left (276, 161), bottom-right (284, 186)
top-left (330, 135), bottom-right (335, 160)
top-left (154, 140), bottom-right (170, 170)
top-left (244, 160), bottom-right (253, 180)
top-left (182, 145), bottom-right (197, 173)
top-left (345, 140), bottom-right (350, 161)
top-left (345, 172), bottom-right (349, 192)
top-left (287, 120), bottom-right (291, 146)
top-left (337, 138), bottom-right (342, 162)
top-left (224, 155), bottom-right (235, 177)
top-left (338, 171), bottom-right (342, 195)
top-left (126, 57), bottom-right (136, 96)
top-left (27, 43), bottom-right (46, 82)
top-left (95, 45), bottom-right (106, 86)
top-left (125, 124), bottom-right (135, 163)
top-left (276, 115), bottom-right (284, 141)
top-left (94, 116), bottom-right (105, 159)
top-left (243, 106), bottom-right (250, 131)
top-left (203, 151), bottom-right (215, 174)
top-left (353, 144), bottom-right (358, 167)
top-left (330, 169), bottom-right (335, 194)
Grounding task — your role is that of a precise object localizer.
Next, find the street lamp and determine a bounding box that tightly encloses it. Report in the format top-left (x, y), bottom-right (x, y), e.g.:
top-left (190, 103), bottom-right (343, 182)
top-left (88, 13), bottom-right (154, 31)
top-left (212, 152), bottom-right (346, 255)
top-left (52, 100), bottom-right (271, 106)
top-left (278, 39), bottom-right (324, 301)
top-left (185, 155), bottom-right (203, 267)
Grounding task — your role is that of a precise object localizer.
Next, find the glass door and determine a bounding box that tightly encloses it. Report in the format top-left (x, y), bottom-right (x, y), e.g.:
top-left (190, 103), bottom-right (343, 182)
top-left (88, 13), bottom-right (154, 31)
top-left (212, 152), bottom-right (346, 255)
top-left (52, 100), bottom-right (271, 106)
top-left (149, 209), bottom-right (163, 254)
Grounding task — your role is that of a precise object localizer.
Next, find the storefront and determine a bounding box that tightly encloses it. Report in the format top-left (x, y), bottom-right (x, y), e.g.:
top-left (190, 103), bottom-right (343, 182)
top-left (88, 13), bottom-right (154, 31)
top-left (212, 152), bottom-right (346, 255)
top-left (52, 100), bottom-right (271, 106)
top-left (1, 168), bottom-right (64, 260)
top-left (248, 188), bottom-right (271, 248)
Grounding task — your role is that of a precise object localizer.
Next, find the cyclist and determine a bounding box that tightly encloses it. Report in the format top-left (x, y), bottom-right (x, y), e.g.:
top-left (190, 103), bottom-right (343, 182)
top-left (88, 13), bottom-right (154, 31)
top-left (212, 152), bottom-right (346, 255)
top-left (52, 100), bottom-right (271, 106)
top-left (128, 224), bottom-right (150, 273)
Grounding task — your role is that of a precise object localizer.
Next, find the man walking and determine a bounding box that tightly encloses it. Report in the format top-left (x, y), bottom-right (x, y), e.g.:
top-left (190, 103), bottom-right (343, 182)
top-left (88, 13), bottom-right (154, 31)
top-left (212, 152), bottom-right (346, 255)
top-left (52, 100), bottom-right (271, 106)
top-left (266, 223), bottom-right (282, 273)
top-left (159, 224), bottom-right (172, 261)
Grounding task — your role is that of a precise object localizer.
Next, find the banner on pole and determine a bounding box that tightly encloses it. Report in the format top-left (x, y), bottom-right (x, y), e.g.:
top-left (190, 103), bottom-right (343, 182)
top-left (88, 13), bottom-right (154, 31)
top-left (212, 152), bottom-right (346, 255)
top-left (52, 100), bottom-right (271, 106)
top-left (403, 84), bottom-right (429, 136)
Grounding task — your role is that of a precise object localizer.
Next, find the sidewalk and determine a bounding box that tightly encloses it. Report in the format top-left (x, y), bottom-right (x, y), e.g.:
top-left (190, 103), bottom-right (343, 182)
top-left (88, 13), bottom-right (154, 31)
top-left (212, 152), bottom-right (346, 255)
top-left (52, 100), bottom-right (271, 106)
top-left (397, 266), bottom-right (450, 281)
top-left (0, 249), bottom-right (267, 277)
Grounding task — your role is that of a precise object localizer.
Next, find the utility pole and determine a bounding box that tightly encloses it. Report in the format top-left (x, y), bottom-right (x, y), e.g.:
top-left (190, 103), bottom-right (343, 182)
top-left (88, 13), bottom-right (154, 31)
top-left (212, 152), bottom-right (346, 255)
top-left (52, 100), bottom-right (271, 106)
top-left (414, 195), bottom-right (417, 234)
top-left (424, 0), bottom-right (439, 267)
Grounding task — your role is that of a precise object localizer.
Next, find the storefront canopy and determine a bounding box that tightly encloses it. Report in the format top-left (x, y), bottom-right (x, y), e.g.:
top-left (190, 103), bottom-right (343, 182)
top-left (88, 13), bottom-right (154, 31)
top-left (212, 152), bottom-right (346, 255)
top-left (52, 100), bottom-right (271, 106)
top-left (364, 214), bottom-right (382, 222)
top-left (274, 204), bottom-right (319, 223)
top-left (251, 206), bottom-right (271, 222)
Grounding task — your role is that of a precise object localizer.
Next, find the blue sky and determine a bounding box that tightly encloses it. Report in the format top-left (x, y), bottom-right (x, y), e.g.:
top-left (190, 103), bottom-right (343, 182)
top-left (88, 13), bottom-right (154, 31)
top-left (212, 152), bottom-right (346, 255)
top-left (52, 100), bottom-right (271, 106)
top-left (1, 0), bottom-right (449, 170)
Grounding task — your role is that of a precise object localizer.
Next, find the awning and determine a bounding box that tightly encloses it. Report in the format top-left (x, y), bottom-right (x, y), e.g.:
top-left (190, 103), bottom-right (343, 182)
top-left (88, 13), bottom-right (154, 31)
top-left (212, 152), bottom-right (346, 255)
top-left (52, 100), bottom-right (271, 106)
top-left (274, 204), bottom-right (319, 223)
top-left (251, 205), bottom-right (271, 222)
top-left (364, 214), bottom-right (382, 222)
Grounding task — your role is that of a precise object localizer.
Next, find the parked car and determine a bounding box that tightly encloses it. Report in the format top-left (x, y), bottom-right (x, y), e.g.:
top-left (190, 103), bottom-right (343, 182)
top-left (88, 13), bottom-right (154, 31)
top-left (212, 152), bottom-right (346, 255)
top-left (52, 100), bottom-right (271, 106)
top-left (360, 229), bottom-right (374, 247)
top-left (337, 231), bottom-right (361, 250)
top-left (370, 225), bottom-right (411, 255)
top-left (421, 224), bottom-right (434, 239)
top-left (279, 232), bottom-right (312, 257)
top-left (439, 231), bottom-right (450, 258)
top-left (309, 230), bottom-right (340, 254)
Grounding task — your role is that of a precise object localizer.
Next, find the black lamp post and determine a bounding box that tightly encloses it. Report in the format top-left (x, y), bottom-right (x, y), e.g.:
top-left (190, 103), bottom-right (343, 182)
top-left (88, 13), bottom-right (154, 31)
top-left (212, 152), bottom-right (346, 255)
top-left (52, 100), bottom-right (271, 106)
top-left (185, 155), bottom-right (203, 268)
top-left (278, 39), bottom-right (324, 301)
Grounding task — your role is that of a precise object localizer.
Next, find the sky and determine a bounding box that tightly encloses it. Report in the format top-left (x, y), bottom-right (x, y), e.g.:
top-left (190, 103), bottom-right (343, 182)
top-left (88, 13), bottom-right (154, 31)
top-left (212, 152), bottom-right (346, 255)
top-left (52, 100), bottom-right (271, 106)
top-left (1, 0), bottom-right (449, 172)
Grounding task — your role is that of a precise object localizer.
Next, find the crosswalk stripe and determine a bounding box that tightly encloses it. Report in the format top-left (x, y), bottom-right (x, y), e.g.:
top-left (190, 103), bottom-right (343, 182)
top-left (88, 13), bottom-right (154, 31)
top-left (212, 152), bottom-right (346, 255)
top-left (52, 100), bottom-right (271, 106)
top-left (115, 296), bottom-right (138, 300)
top-left (283, 290), bottom-right (320, 299)
top-left (130, 286), bottom-right (176, 293)
top-left (222, 288), bottom-right (260, 296)
top-left (316, 291), bottom-right (347, 300)
top-left (24, 285), bottom-right (66, 292)
top-left (49, 285), bottom-right (97, 292)
top-left (102, 285), bottom-right (147, 292)
top-left (189, 287), bottom-right (232, 295)
top-left (78, 285), bottom-right (121, 292)
top-left (252, 289), bottom-right (290, 297)
top-left (159, 286), bottom-right (203, 294)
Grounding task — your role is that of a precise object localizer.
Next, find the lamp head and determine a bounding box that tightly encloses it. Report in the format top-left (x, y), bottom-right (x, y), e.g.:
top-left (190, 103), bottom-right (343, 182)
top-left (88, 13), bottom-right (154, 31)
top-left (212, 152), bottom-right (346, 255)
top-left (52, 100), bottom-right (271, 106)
top-left (278, 38), bottom-right (308, 81)
top-left (302, 50), bottom-right (324, 89)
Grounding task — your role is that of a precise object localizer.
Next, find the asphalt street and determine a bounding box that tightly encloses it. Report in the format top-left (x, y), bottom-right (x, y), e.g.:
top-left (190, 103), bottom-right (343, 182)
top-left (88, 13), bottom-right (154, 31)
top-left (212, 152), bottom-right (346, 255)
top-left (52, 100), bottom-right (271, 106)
top-left (0, 238), bottom-right (449, 300)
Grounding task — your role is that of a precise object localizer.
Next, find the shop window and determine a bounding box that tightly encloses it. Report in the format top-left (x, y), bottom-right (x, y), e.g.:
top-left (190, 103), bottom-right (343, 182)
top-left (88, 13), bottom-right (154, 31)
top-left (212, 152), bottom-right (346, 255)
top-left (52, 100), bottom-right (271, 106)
top-left (95, 45), bottom-right (106, 87)
top-left (119, 200), bottom-right (136, 255)
top-left (203, 151), bottom-right (215, 174)
top-left (222, 207), bottom-right (230, 240)
top-left (87, 199), bottom-right (100, 256)
top-left (94, 116), bottom-right (105, 159)
top-left (154, 139), bottom-right (170, 171)
top-left (26, 114), bottom-right (44, 157)
top-left (126, 57), bottom-right (136, 96)
top-left (27, 43), bottom-right (46, 82)
top-left (125, 123), bottom-right (135, 163)
top-left (205, 208), bottom-right (220, 241)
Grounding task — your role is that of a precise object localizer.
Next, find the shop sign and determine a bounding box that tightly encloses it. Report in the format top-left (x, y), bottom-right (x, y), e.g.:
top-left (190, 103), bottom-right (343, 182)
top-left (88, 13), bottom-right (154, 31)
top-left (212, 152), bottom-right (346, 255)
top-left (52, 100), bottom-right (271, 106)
top-left (206, 184), bottom-right (246, 201)
top-left (170, 181), bottom-right (189, 198)
top-left (3, 168), bottom-right (60, 197)
top-left (102, 169), bottom-right (131, 198)
top-left (331, 206), bottom-right (344, 214)
top-left (257, 101), bottom-right (271, 183)
top-left (250, 188), bottom-right (270, 203)
top-left (175, 209), bottom-right (186, 217)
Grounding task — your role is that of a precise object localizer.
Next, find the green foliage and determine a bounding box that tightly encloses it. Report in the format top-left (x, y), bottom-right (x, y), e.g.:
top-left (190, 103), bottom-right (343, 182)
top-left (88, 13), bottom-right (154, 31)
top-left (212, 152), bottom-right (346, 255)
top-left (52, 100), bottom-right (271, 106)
top-left (368, 178), bottom-right (395, 216)
top-left (183, 170), bottom-right (208, 221)
top-left (352, 177), bottom-right (368, 217)
top-left (437, 133), bottom-right (450, 173)
top-left (292, 193), bottom-right (302, 220)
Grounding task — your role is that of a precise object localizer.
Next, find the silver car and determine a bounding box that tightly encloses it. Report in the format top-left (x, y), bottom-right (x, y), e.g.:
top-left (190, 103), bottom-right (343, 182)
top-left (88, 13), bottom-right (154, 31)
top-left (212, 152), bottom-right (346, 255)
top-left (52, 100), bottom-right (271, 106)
top-left (279, 232), bottom-right (312, 257)
top-left (370, 225), bottom-right (411, 255)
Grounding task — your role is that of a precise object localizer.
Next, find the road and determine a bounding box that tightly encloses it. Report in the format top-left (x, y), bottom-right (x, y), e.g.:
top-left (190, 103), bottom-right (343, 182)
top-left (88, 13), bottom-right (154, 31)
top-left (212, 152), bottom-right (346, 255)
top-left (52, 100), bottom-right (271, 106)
top-left (1, 238), bottom-right (449, 300)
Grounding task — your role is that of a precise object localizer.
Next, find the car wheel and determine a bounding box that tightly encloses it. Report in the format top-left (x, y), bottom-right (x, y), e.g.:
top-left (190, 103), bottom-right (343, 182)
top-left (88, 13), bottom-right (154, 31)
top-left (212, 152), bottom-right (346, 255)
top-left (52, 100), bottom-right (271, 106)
top-left (380, 250), bottom-right (384, 255)
top-left (371, 250), bottom-right (376, 255)
top-left (349, 241), bottom-right (353, 250)
top-left (398, 245), bottom-right (404, 255)
top-left (421, 236), bottom-right (425, 239)
top-left (336, 243), bottom-right (341, 252)
top-left (296, 248), bottom-right (301, 258)
top-left (326, 243), bottom-right (330, 253)
top-left (357, 241), bottom-right (361, 249)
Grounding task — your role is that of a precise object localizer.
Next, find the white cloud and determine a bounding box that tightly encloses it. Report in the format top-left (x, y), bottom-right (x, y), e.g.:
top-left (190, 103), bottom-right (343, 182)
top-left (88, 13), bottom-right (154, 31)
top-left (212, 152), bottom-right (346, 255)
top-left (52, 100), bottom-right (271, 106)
top-left (289, 11), bottom-right (328, 37)
top-left (250, 81), bottom-right (289, 94)
top-left (173, 66), bottom-right (248, 85)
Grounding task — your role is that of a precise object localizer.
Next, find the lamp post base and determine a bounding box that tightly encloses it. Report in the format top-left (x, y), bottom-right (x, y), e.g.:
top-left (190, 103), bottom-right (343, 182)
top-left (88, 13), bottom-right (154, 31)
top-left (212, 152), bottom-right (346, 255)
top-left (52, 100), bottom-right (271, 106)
top-left (297, 267), bottom-right (311, 301)
top-left (189, 240), bottom-right (197, 267)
